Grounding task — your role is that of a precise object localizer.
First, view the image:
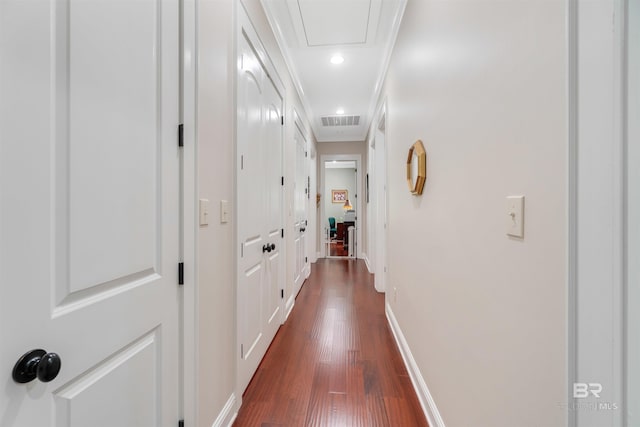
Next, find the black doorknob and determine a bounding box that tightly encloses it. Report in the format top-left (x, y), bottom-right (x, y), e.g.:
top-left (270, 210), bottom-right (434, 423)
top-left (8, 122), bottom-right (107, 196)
top-left (12, 349), bottom-right (61, 384)
top-left (270, 243), bottom-right (276, 251)
top-left (300, 227), bottom-right (306, 232)
top-left (263, 244), bottom-right (272, 253)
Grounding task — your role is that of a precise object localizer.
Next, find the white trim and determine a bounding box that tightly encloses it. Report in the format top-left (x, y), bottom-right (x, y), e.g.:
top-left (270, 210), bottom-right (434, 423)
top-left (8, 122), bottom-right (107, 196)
top-left (231, 0), bottom-right (241, 414)
top-left (362, 252), bottom-right (373, 274)
top-left (566, 0), bottom-right (577, 424)
top-left (373, 101), bottom-right (388, 294)
top-left (612, 2), bottom-right (626, 423)
top-left (285, 296), bottom-right (295, 320)
top-left (182, 0), bottom-right (198, 423)
top-left (386, 303), bottom-right (445, 427)
top-left (363, 0), bottom-right (406, 142)
top-left (572, 0), bottom-right (627, 425)
top-left (319, 154), bottom-right (363, 259)
top-left (211, 393), bottom-right (237, 427)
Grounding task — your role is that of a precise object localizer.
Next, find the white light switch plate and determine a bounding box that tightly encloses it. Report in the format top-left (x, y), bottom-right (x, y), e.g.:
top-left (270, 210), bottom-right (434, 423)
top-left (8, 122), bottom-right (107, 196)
top-left (220, 200), bottom-right (229, 223)
top-left (199, 199), bottom-right (209, 226)
top-left (506, 196), bottom-right (524, 238)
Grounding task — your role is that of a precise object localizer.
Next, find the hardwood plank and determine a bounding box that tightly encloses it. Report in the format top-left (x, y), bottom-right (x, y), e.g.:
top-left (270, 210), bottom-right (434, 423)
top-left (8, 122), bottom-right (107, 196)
top-left (233, 259), bottom-right (428, 427)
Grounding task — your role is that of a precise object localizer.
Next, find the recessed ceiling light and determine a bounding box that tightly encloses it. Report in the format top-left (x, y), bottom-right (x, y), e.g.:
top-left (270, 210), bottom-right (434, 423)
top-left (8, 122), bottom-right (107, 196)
top-left (336, 108), bottom-right (345, 115)
top-left (330, 55), bottom-right (344, 65)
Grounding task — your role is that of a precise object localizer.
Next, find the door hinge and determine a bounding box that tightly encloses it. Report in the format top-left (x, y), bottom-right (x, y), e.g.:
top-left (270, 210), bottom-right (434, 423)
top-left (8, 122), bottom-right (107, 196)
top-left (178, 262), bottom-right (184, 285)
top-left (241, 243), bottom-right (244, 258)
top-left (281, 289), bottom-right (284, 299)
top-left (281, 228), bottom-right (284, 238)
top-left (281, 115), bottom-right (284, 125)
top-left (305, 220), bottom-right (308, 226)
top-left (178, 124), bottom-right (184, 147)
top-left (281, 176), bottom-right (284, 186)
top-left (241, 344), bottom-right (244, 359)
top-left (241, 155), bottom-right (244, 170)
top-left (178, 421), bottom-right (184, 427)
top-left (305, 256), bottom-right (308, 263)
top-left (305, 151), bottom-right (308, 157)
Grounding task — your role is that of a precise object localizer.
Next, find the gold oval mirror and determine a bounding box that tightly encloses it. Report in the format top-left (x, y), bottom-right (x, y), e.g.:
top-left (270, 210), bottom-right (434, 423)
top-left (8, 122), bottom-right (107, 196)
top-left (406, 139), bottom-right (426, 195)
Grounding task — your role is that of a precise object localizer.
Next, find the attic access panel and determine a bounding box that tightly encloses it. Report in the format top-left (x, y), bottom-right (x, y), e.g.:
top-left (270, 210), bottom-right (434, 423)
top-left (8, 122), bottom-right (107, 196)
top-left (297, 0), bottom-right (371, 46)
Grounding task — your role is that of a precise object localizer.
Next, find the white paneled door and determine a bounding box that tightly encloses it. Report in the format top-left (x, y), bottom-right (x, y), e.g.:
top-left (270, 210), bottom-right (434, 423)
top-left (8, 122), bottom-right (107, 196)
top-left (237, 28), bottom-right (284, 394)
top-left (293, 123), bottom-right (308, 295)
top-left (0, 0), bottom-right (181, 425)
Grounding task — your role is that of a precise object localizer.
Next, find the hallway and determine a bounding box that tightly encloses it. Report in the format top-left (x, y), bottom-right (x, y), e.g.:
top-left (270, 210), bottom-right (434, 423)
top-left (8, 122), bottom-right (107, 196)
top-left (1, 0), bottom-right (633, 425)
top-left (233, 259), bottom-right (428, 426)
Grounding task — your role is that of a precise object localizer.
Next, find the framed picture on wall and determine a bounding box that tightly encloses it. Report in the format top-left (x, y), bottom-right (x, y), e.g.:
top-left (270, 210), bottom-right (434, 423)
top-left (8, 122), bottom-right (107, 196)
top-left (331, 189), bottom-right (348, 203)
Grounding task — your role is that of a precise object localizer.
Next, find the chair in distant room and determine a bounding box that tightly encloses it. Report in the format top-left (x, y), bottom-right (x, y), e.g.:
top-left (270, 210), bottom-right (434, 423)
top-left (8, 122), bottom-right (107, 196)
top-left (328, 217), bottom-right (337, 239)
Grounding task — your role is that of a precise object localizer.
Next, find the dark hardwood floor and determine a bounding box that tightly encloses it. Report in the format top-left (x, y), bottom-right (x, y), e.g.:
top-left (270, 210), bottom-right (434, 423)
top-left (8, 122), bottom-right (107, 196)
top-left (233, 259), bottom-right (428, 427)
top-left (329, 241), bottom-right (348, 257)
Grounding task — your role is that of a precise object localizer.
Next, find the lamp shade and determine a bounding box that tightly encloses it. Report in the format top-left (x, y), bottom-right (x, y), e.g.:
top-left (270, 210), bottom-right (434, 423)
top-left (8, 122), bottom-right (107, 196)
top-left (343, 199), bottom-right (353, 210)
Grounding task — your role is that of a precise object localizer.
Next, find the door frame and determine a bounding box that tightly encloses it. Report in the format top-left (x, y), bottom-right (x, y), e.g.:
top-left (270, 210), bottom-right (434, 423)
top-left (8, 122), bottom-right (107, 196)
top-left (568, 0), bottom-right (627, 424)
top-left (182, 0), bottom-right (197, 424)
top-left (373, 104), bottom-right (388, 293)
top-left (319, 153), bottom-right (363, 259)
top-left (624, 0), bottom-right (639, 421)
top-left (309, 142), bottom-right (318, 265)
top-left (292, 108), bottom-right (310, 285)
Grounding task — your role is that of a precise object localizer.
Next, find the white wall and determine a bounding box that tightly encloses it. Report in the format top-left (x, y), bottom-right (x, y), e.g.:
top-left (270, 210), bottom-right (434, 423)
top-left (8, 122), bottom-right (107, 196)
top-left (195, 1), bottom-right (315, 425)
top-left (377, 0), bottom-right (567, 425)
top-left (324, 167), bottom-right (356, 224)
top-left (196, 0), bottom-right (236, 425)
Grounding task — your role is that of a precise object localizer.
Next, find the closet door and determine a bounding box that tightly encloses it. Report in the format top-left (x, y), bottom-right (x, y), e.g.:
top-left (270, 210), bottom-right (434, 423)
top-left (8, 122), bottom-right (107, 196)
top-left (237, 29), bottom-right (284, 393)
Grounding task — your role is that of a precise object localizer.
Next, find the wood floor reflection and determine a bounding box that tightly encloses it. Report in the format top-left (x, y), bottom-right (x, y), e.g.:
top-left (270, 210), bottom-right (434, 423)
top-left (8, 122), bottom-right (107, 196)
top-left (233, 258), bottom-right (429, 427)
top-left (329, 241), bottom-right (348, 257)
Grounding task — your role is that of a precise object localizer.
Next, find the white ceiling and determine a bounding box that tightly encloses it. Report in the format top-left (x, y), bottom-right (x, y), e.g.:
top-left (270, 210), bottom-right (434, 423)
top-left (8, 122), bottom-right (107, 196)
top-left (261, 0), bottom-right (407, 142)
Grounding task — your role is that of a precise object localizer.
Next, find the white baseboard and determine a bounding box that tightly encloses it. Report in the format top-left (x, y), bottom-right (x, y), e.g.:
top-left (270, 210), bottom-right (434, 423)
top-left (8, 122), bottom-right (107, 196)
top-left (316, 251), bottom-right (321, 259)
top-left (385, 303), bottom-right (446, 427)
top-left (363, 253), bottom-right (373, 273)
top-left (285, 295), bottom-right (295, 320)
top-left (211, 393), bottom-right (237, 427)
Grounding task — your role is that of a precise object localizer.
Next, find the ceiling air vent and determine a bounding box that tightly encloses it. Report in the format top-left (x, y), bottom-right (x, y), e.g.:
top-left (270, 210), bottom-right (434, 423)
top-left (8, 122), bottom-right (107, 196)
top-left (321, 115), bottom-right (361, 127)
